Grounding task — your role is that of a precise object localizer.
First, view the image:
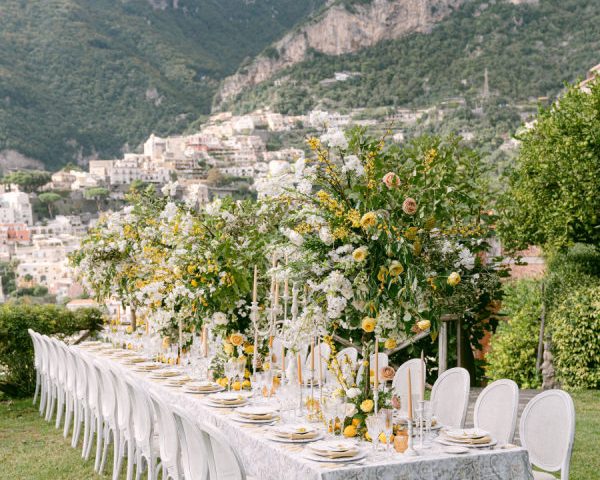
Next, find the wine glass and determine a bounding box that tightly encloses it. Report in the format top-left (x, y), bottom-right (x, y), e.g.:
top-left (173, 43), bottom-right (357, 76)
top-left (422, 400), bottom-right (434, 446)
top-left (224, 362), bottom-right (236, 392)
top-left (380, 409), bottom-right (393, 452)
top-left (365, 415), bottom-right (383, 451)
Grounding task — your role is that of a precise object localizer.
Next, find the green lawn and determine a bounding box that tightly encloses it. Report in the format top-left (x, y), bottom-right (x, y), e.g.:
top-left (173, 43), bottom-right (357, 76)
top-left (1, 391), bottom-right (599, 479)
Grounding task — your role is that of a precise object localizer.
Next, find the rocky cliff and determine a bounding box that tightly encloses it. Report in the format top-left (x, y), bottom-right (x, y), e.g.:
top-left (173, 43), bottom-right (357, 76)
top-left (215, 0), bottom-right (466, 108)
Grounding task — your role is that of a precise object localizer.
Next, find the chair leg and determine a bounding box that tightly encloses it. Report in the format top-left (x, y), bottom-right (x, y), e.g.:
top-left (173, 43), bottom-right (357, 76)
top-left (71, 403), bottom-right (82, 448)
top-left (112, 433), bottom-right (122, 480)
top-left (55, 388), bottom-right (65, 429)
top-left (135, 454), bottom-right (144, 480)
top-left (82, 408), bottom-right (91, 458)
top-left (33, 371), bottom-right (40, 405)
top-left (99, 426), bottom-right (111, 474)
top-left (45, 384), bottom-right (55, 422)
top-left (94, 416), bottom-right (104, 472)
top-left (39, 377), bottom-right (47, 415)
top-left (63, 393), bottom-right (73, 438)
top-left (83, 411), bottom-right (95, 460)
top-left (126, 440), bottom-right (135, 480)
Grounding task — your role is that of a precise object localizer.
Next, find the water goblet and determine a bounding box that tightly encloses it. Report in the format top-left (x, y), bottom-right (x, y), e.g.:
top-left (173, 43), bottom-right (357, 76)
top-left (224, 362), bottom-right (236, 392)
top-left (422, 400), bottom-right (434, 446)
top-left (365, 415), bottom-right (383, 451)
top-left (380, 408), bottom-right (394, 452)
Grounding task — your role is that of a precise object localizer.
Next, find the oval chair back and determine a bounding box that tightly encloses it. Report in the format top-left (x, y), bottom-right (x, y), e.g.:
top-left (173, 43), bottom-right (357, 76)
top-left (148, 390), bottom-right (182, 479)
top-left (356, 352), bottom-right (388, 386)
top-left (430, 367), bottom-right (470, 428)
top-left (473, 379), bottom-right (519, 445)
top-left (519, 389), bottom-right (575, 480)
top-left (392, 358), bottom-right (425, 398)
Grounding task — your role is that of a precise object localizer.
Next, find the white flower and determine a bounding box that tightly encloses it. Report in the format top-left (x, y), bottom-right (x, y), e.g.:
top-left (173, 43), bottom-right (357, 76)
top-left (346, 387), bottom-right (361, 399)
top-left (205, 199), bottom-right (222, 215)
top-left (212, 312), bottom-right (228, 325)
top-left (319, 226), bottom-right (334, 245)
top-left (320, 128), bottom-right (348, 149)
top-left (161, 181), bottom-right (178, 197)
top-left (344, 403), bottom-right (358, 418)
top-left (341, 155), bottom-right (365, 176)
top-left (297, 179), bottom-right (312, 195)
top-left (283, 228), bottom-right (304, 246)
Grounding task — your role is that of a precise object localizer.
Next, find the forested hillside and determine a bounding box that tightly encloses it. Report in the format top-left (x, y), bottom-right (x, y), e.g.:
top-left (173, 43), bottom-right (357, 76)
top-left (226, 0), bottom-right (600, 114)
top-left (0, 0), bottom-right (323, 168)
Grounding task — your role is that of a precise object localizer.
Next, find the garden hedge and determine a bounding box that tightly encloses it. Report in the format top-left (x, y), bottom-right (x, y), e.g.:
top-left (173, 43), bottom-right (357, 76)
top-left (0, 303), bottom-right (103, 397)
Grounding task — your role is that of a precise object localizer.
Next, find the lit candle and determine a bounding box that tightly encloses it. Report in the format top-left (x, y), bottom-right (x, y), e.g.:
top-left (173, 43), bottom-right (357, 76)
top-left (374, 338), bottom-right (379, 392)
top-left (274, 281), bottom-right (279, 308)
top-left (252, 265), bottom-right (258, 303)
top-left (297, 353), bottom-right (303, 385)
top-left (407, 367), bottom-right (413, 421)
top-left (420, 350), bottom-right (425, 401)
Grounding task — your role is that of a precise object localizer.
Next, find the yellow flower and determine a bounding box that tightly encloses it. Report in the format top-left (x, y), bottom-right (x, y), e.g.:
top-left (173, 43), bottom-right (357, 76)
top-left (161, 337), bottom-right (171, 349)
top-left (244, 344), bottom-right (255, 355)
top-left (447, 272), bottom-right (461, 287)
top-left (217, 377), bottom-right (229, 388)
top-left (229, 332), bottom-right (245, 347)
top-left (404, 226), bottom-right (419, 241)
top-left (417, 319), bottom-right (431, 331)
top-left (389, 261), bottom-right (404, 276)
top-left (361, 317), bottom-right (377, 333)
top-left (352, 418), bottom-right (361, 427)
top-left (244, 369), bottom-right (251, 379)
top-left (333, 226), bottom-right (349, 240)
top-left (190, 279), bottom-right (198, 287)
top-left (379, 432), bottom-right (388, 443)
top-left (242, 380), bottom-right (251, 389)
top-left (377, 266), bottom-right (388, 282)
top-left (352, 246), bottom-right (368, 262)
top-left (360, 399), bottom-right (374, 413)
top-left (125, 326), bottom-right (133, 334)
top-left (343, 425), bottom-right (357, 437)
top-left (307, 137), bottom-right (321, 150)
top-left (384, 338), bottom-right (397, 349)
top-left (223, 342), bottom-right (234, 355)
top-left (347, 209), bottom-right (361, 228)
top-left (232, 381), bottom-right (242, 391)
top-left (413, 240), bottom-right (422, 256)
top-left (360, 212), bottom-right (377, 228)
top-left (187, 265), bottom-right (196, 274)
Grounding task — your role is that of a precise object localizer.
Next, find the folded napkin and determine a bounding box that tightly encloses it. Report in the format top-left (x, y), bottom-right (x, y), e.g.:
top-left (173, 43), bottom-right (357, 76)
top-left (238, 412), bottom-right (274, 420)
top-left (274, 431), bottom-right (318, 440)
top-left (444, 434), bottom-right (492, 445)
top-left (312, 449), bottom-right (359, 459)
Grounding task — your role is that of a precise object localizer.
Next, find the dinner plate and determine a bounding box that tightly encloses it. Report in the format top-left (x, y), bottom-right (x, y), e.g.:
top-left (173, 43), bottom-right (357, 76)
top-left (231, 413), bottom-right (278, 425)
top-left (443, 446), bottom-right (470, 454)
top-left (267, 431), bottom-right (324, 444)
top-left (183, 385), bottom-right (224, 394)
top-left (435, 436), bottom-right (497, 449)
top-left (206, 399), bottom-right (249, 408)
top-left (445, 428), bottom-right (489, 439)
top-left (303, 450), bottom-right (366, 464)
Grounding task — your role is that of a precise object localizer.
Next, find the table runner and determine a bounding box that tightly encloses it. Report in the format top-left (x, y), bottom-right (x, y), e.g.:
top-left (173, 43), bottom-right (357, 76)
top-left (80, 347), bottom-right (534, 480)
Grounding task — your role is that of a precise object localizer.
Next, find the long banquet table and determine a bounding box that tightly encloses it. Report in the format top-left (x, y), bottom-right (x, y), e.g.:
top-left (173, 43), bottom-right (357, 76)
top-left (79, 344), bottom-right (534, 480)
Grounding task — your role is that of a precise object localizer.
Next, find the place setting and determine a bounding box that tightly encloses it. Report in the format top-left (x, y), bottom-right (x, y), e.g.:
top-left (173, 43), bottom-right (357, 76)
top-left (436, 428), bottom-right (497, 451)
top-left (302, 439), bottom-right (366, 464)
top-left (267, 423), bottom-right (324, 444)
top-left (182, 380), bottom-right (225, 395)
top-left (205, 391), bottom-right (252, 408)
top-left (231, 405), bottom-right (280, 425)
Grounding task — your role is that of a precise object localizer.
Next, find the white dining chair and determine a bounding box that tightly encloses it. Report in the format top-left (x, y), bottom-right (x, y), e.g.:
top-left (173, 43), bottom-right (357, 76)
top-left (392, 358), bottom-right (425, 397)
top-left (356, 352), bottom-right (389, 387)
top-left (519, 389), bottom-right (575, 480)
top-left (430, 367), bottom-right (470, 428)
top-left (37, 334), bottom-right (51, 417)
top-left (148, 390), bottom-right (184, 480)
top-left (327, 346), bottom-right (359, 386)
top-left (70, 347), bottom-right (91, 449)
top-left (124, 376), bottom-right (160, 480)
top-left (173, 405), bottom-right (251, 480)
top-left (79, 354), bottom-right (104, 466)
top-left (28, 329), bottom-right (42, 406)
top-left (61, 345), bottom-right (79, 440)
top-left (94, 359), bottom-right (121, 476)
top-left (473, 379), bottom-right (519, 445)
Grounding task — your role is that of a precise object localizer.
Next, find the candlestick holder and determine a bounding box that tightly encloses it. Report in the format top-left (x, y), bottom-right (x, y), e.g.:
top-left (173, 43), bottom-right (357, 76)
top-left (405, 421), bottom-right (418, 456)
top-left (374, 388), bottom-right (379, 417)
top-left (250, 301), bottom-right (259, 375)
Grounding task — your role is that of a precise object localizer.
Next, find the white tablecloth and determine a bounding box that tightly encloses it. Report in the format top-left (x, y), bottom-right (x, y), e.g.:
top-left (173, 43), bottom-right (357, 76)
top-left (81, 346), bottom-right (534, 480)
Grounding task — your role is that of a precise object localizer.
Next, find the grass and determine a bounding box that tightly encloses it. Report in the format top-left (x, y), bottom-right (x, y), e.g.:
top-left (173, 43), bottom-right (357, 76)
top-left (0, 391), bottom-right (599, 479)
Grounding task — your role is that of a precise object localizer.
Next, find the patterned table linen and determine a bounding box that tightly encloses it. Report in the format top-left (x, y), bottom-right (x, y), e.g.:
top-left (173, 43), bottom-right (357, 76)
top-left (83, 348), bottom-right (534, 480)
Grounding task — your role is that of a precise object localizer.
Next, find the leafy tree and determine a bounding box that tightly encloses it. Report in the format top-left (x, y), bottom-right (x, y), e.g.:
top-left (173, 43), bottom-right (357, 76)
top-left (498, 81), bottom-right (600, 251)
top-left (37, 192), bottom-right (62, 218)
top-left (206, 168), bottom-right (225, 186)
top-left (2, 171), bottom-right (51, 192)
top-left (0, 261), bottom-right (17, 295)
top-left (84, 187), bottom-right (110, 212)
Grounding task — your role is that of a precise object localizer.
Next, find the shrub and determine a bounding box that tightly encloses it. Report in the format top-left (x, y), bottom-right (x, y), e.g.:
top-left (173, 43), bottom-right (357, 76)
top-left (0, 303), bottom-right (103, 397)
top-left (486, 280), bottom-right (542, 388)
top-left (544, 243), bottom-right (600, 310)
top-left (550, 285), bottom-right (600, 390)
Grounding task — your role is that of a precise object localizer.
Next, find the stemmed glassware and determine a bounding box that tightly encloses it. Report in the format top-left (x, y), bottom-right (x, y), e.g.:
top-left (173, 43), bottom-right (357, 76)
top-left (365, 414), bottom-right (384, 451)
top-left (422, 400), bottom-right (434, 446)
top-left (380, 409), bottom-right (394, 452)
top-left (224, 361), bottom-right (236, 392)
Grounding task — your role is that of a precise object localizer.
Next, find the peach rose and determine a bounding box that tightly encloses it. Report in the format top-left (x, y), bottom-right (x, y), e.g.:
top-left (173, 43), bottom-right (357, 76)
top-left (402, 197), bottom-right (418, 215)
top-left (381, 366), bottom-right (396, 381)
top-left (382, 172), bottom-right (401, 189)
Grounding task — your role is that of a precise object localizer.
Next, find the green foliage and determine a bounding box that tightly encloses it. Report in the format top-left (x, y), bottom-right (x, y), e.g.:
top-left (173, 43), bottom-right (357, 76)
top-left (0, 0), bottom-right (324, 167)
top-left (0, 261), bottom-right (17, 296)
top-left (544, 244), bottom-right (600, 310)
top-left (486, 280), bottom-right (542, 388)
top-left (37, 192), bottom-right (62, 217)
top-left (550, 285), bottom-right (600, 390)
top-left (0, 304), bottom-right (103, 396)
top-left (1, 171), bottom-right (51, 192)
top-left (498, 80), bottom-right (600, 250)
top-left (83, 187), bottom-right (109, 199)
top-left (229, 0), bottom-right (600, 115)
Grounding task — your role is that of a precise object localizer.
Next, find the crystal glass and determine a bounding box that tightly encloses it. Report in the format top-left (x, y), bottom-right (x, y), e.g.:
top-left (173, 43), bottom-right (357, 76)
top-left (261, 370), bottom-right (274, 400)
top-left (365, 415), bottom-right (383, 451)
top-left (224, 362), bottom-right (236, 392)
top-left (321, 397), bottom-right (335, 434)
top-left (380, 409), bottom-right (393, 451)
top-left (422, 400), bottom-right (434, 446)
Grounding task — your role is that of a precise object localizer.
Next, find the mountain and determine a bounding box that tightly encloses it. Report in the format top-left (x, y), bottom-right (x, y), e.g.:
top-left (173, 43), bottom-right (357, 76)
top-left (219, 0), bottom-right (600, 114)
top-left (0, 0), bottom-right (324, 169)
top-left (214, 0), bottom-right (466, 108)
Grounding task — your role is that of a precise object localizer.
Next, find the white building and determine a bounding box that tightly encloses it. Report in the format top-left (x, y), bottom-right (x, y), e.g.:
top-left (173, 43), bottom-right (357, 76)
top-left (0, 191), bottom-right (33, 225)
